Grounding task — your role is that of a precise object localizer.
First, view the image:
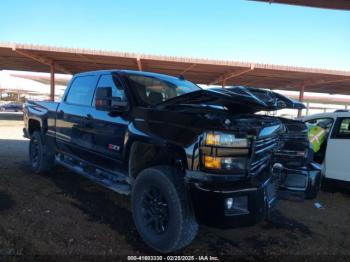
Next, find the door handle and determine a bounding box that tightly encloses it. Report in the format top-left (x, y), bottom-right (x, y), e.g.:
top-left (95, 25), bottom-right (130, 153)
top-left (84, 114), bottom-right (94, 128)
top-left (57, 110), bottom-right (64, 117)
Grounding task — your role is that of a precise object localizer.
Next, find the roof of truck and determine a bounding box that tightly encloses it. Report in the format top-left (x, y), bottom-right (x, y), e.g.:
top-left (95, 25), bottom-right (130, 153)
top-left (75, 69), bottom-right (181, 78)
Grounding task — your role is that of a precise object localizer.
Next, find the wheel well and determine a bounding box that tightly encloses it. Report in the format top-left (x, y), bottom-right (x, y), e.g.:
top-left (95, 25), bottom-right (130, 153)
top-left (28, 119), bottom-right (41, 136)
top-left (128, 141), bottom-right (187, 179)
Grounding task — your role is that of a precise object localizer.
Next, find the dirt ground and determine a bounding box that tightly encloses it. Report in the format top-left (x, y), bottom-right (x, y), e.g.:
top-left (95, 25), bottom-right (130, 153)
top-left (0, 113), bottom-right (349, 261)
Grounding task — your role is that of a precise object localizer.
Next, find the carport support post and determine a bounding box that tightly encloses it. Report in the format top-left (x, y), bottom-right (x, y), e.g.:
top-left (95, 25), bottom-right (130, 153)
top-left (297, 84), bottom-right (305, 118)
top-left (306, 102), bottom-right (310, 116)
top-left (222, 79), bottom-right (226, 88)
top-left (50, 61), bottom-right (55, 101)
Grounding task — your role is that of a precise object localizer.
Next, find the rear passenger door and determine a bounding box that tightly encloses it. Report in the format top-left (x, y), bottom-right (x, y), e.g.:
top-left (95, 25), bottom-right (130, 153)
top-left (325, 117), bottom-right (350, 182)
top-left (56, 74), bottom-right (98, 161)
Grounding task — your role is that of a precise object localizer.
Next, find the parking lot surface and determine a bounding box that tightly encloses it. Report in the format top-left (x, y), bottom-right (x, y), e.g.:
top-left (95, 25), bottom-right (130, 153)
top-left (0, 114), bottom-right (349, 260)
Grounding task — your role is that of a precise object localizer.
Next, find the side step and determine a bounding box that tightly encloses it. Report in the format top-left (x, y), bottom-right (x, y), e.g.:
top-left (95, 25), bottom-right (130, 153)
top-left (55, 154), bottom-right (131, 196)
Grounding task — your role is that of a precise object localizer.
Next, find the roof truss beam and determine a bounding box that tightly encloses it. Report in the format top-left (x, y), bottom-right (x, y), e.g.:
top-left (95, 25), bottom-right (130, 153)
top-left (209, 65), bottom-right (255, 85)
top-left (12, 48), bottom-right (71, 74)
top-left (289, 77), bottom-right (350, 90)
top-left (77, 54), bottom-right (100, 69)
top-left (180, 63), bottom-right (196, 75)
top-left (136, 57), bottom-right (142, 71)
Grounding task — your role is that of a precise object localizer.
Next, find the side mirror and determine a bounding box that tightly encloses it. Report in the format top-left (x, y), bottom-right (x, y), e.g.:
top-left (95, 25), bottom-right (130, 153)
top-left (95, 87), bottom-right (128, 112)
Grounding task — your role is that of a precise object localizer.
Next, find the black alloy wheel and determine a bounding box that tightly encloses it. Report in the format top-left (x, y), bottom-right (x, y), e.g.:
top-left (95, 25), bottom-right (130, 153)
top-left (29, 131), bottom-right (54, 174)
top-left (141, 185), bottom-right (169, 234)
top-left (131, 166), bottom-right (198, 253)
top-left (29, 135), bottom-right (41, 170)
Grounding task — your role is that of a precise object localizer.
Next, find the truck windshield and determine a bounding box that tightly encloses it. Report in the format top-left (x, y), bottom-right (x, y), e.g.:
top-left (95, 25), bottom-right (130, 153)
top-left (124, 74), bottom-right (201, 107)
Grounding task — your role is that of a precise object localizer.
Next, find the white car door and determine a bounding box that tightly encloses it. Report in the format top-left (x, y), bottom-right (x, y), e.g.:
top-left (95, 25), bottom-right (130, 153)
top-left (325, 117), bottom-right (350, 182)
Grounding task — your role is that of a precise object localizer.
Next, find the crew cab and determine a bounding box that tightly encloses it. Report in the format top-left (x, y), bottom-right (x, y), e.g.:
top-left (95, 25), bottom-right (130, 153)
top-left (23, 70), bottom-right (320, 253)
top-left (303, 111), bottom-right (350, 183)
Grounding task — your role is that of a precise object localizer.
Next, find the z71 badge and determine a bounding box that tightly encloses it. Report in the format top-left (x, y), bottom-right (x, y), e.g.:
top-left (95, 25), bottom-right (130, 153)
top-left (108, 144), bottom-right (120, 151)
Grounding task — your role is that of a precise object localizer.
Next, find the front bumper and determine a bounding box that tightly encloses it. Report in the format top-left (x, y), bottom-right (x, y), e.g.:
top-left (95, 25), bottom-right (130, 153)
top-left (186, 168), bottom-right (277, 228)
top-left (273, 162), bottom-right (321, 199)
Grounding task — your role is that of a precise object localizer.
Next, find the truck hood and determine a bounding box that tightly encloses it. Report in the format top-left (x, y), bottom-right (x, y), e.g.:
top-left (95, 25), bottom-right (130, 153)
top-left (158, 86), bottom-right (305, 113)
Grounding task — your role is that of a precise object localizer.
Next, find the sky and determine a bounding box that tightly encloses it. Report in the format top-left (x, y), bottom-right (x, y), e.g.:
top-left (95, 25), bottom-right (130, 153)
top-left (0, 0), bottom-right (349, 71)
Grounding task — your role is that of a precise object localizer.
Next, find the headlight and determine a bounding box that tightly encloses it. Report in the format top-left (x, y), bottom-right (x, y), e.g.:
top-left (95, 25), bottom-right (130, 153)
top-left (205, 132), bottom-right (250, 148)
top-left (203, 155), bottom-right (248, 172)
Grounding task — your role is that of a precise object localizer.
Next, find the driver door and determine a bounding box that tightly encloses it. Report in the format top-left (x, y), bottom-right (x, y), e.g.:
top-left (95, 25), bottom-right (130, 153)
top-left (89, 74), bottom-right (130, 171)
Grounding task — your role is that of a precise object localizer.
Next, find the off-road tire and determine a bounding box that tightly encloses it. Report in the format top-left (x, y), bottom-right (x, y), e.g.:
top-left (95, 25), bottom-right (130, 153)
top-left (29, 131), bottom-right (54, 174)
top-left (131, 166), bottom-right (198, 253)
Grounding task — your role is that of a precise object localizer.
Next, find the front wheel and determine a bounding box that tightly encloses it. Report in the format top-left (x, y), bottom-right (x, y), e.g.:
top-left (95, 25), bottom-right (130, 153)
top-left (29, 131), bottom-right (54, 174)
top-left (131, 166), bottom-right (198, 253)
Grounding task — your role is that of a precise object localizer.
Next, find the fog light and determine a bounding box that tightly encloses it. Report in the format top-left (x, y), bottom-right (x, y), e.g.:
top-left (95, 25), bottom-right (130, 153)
top-left (224, 196), bottom-right (249, 216)
top-left (225, 198), bottom-right (233, 209)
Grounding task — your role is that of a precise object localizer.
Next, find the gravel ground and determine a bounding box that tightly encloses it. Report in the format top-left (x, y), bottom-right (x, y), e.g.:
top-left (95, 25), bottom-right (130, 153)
top-left (0, 113), bottom-right (349, 261)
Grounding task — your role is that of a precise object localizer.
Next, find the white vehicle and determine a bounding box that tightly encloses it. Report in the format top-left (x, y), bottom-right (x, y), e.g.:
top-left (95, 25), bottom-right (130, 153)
top-left (303, 110), bottom-right (350, 182)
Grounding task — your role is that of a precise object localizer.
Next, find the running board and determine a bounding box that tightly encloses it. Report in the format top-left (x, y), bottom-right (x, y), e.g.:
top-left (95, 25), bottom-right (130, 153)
top-left (55, 154), bottom-right (131, 196)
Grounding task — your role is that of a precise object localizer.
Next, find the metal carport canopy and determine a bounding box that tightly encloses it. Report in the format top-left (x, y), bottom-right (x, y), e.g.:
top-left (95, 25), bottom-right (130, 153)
top-left (251, 0), bottom-right (350, 10)
top-left (1, 42), bottom-right (350, 97)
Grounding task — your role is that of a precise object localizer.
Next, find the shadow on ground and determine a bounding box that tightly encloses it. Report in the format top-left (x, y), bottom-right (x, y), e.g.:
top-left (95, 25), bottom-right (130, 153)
top-left (0, 192), bottom-right (14, 211)
top-left (0, 112), bottom-right (23, 121)
top-left (48, 166), bottom-right (152, 254)
top-left (262, 210), bottom-right (312, 235)
top-left (322, 179), bottom-right (350, 198)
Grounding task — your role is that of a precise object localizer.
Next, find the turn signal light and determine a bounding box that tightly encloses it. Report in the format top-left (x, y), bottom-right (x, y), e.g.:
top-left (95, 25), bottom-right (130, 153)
top-left (203, 156), bottom-right (221, 169)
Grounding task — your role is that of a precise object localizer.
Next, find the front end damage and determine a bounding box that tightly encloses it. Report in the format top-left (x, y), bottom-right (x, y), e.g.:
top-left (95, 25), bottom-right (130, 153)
top-left (186, 118), bottom-right (321, 228)
top-left (163, 86), bottom-right (320, 228)
top-left (185, 115), bottom-right (283, 228)
top-left (272, 119), bottom-right (321, 199)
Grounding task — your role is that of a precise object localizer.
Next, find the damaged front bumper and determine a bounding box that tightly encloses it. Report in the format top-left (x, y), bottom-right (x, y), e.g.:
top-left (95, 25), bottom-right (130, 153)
top-left (185, 162), bottom-right (321, 228)
top-left (272, 162), bottom-right (321, 199)
top-left (185, 168), bottom-right (277, 228)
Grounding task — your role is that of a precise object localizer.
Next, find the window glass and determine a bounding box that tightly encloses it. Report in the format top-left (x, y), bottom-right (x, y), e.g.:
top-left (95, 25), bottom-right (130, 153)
top-left (125, 74), bottom-right (200, 107)
top-left (66, 76), bottom-right (96, 106)
top-left (96, 75), bottom-right (126, 100)
top-left (305, 118), bottom-right (334, 133)
top-left (336, 118), bottom-right (350, 138)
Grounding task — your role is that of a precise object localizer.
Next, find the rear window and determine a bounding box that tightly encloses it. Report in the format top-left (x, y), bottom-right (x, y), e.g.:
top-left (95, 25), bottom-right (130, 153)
top-left (66, 75), bottom-right (97, 106)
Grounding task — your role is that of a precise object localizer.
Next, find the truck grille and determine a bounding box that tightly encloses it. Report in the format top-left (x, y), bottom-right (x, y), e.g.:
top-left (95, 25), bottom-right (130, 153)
top-left (273, 132), bottom-right (310, 168)
top-left (250, 134), bottom-right (280, 176)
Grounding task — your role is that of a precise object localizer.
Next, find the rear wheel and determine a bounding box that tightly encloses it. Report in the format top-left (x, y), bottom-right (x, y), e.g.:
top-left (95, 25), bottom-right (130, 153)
top-left (131, 166), bottom-right (198, 253)
top-left (29, 131), bottom-right (54, 174)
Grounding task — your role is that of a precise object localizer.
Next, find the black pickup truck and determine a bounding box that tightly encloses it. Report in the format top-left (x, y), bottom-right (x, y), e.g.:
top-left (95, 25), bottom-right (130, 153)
top-left (23, 70), bottom-right (320, 253)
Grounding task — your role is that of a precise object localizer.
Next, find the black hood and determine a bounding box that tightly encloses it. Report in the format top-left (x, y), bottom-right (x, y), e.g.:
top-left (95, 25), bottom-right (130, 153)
top-left (157, 86), bottom-right (305, 113)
